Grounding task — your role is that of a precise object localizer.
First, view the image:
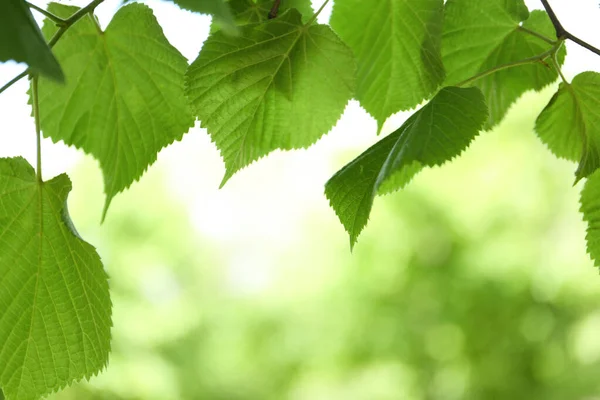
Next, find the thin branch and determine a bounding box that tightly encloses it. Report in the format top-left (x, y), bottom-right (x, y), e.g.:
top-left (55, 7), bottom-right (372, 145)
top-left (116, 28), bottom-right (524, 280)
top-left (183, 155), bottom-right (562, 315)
top-left (0, 70), bottom-right (28, 95)
top-left (306, 0), bottom-right (330, 25)
top-left (48, 0), bottom-right (105, 47)
top-left (551, 50), bottom-right (568, 85)
top-left (539, 0), bottom-right (567, 38)
top-left (268, 0), bottom-right (282, 19)
top-left (455, 47), bottom-right (557, 88)
top-left (563, 31), bottom-right (600, 58)
top-left (539, 0), bottom-right (600, 57)
top-left (27, 2), bottom-right (67, 25)
top-left (31, 75), bottom-right (43, 183)
top-left (518, 26), bottom-right (556, 45)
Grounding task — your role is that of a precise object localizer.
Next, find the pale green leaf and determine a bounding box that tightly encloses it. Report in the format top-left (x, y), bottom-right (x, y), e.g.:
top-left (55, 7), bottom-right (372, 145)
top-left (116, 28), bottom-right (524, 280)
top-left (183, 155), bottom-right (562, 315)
top-left (330, 0), bottom-right (445, 129)
top-left (535, 72), bottom-right (600, 182)
top-left (443, 2), bottom-right (564, 128)
top-left (36, 3), bottom-right (194, 219)
top-left (186, 9), bottom-right (356, 185)
top-left (0, 0), bottom-right (63, 81)
top-left (211, 0), bottom-right (313, 32)
top-left (325, 87), bottom-right (488, 247)
top-left (580, 169), bottom-right (600, 268)
top-left (0, 157), bottom-right (111, 400)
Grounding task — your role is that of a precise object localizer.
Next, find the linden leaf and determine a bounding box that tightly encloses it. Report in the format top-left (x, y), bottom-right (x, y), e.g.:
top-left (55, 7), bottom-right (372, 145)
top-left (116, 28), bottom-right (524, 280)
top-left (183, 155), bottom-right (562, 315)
top-left (535, 72), bottom-right (600, 182)
top-left (36, 3), bottom-right (194, 219)
top-left (186, 9), bottom-right (356, 185)
top-left (0, 157), bottom-right (111, 400)
top-left (0, 0), bottom-right (63, 81)
top-left (443, 1), bottom-right (565, 128)
top-left (325, 87), bottom-right (488, 247)
top-left (330, 0), bottom-right (445, 130)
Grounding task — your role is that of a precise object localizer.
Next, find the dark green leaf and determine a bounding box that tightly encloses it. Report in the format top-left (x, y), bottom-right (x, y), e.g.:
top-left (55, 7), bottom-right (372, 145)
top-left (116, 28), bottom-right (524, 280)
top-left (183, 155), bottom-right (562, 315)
top-left (325, 87), bottom-right (488, 247)
top-left (0, 0), bottom-right (63, 81)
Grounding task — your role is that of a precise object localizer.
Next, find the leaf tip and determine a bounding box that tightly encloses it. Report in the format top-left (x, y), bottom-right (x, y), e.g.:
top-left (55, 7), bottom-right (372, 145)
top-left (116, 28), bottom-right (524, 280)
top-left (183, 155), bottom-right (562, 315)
top-left (376, 119), bottom-right (385, 135)
top-left (219, 171), bottom-right (233, 189)
top-left (101, 196), bottom-right (113, 224)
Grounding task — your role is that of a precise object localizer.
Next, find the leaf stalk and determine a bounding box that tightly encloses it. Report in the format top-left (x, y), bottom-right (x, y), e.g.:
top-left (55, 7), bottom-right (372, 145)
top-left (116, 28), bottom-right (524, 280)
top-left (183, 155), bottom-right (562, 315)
top-left (306, 0), bottom-right (330, 25)
top-left (455, 43), bottom-right (561, 88)
top-left (0, 70), bottom-right (28, 95)
top-left (517, 26), bottom-right (556, 45)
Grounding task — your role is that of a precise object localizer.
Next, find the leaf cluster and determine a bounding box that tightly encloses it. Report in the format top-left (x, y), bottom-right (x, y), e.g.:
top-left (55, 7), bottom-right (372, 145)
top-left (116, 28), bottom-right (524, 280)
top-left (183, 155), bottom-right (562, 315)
top-left (1, 0), bottom-right (600, 398)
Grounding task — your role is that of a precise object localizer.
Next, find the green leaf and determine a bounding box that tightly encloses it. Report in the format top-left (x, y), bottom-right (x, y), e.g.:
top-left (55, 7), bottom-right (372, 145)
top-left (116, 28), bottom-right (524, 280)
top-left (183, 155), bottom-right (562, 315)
top-left (186, 9), bottom-right (356, 185)
top-left (580, 169), bottom-right (600, 268)
top-left (330, 0), bottom-right (445, 130)
top-left (535, 72), bottom-right (600, 182)
top-left (0, 0), bottom-right (63, 81)
top-left (377, 161), bottom-right (423, 196)
top-left (36, 3), bottom-right (194, 219)
top-left (0, 157), bottom-right (111, 400)
top-left (211, 0), bottom-right (313, 32)
top-left (168, 0), bottom-right (237, 33)
top-left (325, 87), bottom-right (488, 247)
top-left (442, 1), bottom-right (564, 128)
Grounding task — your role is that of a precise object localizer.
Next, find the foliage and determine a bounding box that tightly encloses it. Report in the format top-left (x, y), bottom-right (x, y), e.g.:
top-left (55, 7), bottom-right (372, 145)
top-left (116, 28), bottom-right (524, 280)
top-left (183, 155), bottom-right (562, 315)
top-left (44, 122), bottom-right (600, 399)
top-left (1, 0), bottom-right (600, 397)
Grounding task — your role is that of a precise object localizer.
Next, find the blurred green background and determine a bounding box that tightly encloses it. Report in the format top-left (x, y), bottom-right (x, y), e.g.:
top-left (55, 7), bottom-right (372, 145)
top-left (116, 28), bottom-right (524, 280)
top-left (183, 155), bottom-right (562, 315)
top-left (32, 89), bottom-right (600, 400)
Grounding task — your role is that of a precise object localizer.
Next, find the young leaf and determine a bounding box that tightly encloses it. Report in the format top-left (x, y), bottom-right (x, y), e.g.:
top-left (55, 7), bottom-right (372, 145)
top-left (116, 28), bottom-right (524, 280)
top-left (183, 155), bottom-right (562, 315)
top-left (535, 72), bottom-right (600, 182)
top-left (580, 170), bottom-right (600, 268)
top-left (443, 2), bottom-right (564, 128)
top-left (330, 0), bottom-right (445, 130)
top-left (36, 3), bottom-right (194, 219)
top-left (0, 157), bottom-right (111, 400)
top-left (0, 0), bottom-right (63, 81)
top-left (186, 9), bottom-right (356, 186)
top-left (325, 87), bottom-right (488, 247)
top-left (210, 0), bottom-right (313, 32)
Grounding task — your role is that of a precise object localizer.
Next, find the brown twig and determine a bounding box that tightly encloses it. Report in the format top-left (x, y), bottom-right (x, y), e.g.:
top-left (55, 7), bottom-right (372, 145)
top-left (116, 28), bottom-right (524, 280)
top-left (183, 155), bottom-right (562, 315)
top-left (539, 0), bottom-right (600, 57)
top-left (268, 0), bottom-right (282, 19)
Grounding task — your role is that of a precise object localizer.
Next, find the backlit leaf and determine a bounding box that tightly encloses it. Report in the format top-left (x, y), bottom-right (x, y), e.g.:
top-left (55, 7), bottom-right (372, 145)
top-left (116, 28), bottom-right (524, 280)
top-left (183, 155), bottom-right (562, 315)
top-left (186, 9), bottom-right (356, 185)
top-left (0, 157), bottom-right (111, 400)
top-left (36, 3), bottom-right (194, 219)
top-left (535, 71), bottom-right (600, 182)
top-left (443, 1), bottom-right (564, 128)
top-left (330, 0), bottom-right (445, 130)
